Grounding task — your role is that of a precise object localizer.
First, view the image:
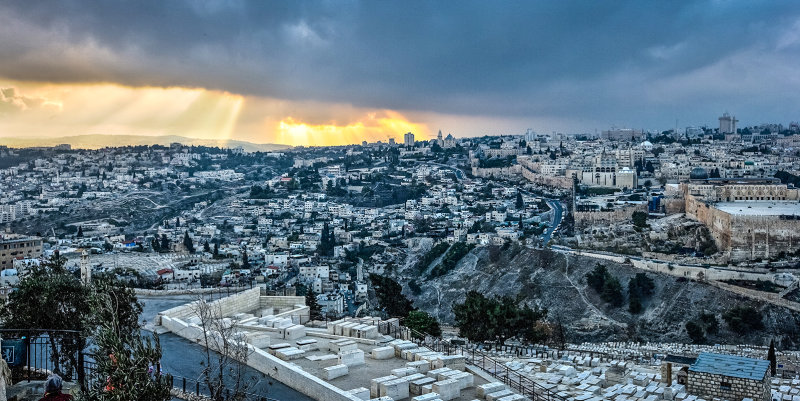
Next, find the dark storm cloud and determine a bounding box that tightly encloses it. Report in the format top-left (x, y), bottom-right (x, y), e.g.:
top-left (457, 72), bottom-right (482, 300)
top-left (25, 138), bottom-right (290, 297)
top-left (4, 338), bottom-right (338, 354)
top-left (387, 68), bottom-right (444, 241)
top-left (1, 0), bottom-right (799, 128)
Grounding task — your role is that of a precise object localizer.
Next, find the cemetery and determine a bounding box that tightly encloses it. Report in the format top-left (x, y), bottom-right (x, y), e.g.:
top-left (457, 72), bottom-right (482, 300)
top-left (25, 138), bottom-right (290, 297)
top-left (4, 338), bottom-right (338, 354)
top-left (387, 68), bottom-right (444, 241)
top-left (156, 289), bottom-right (517, 401)
top-left (155, 288), bottom-right (800, 401)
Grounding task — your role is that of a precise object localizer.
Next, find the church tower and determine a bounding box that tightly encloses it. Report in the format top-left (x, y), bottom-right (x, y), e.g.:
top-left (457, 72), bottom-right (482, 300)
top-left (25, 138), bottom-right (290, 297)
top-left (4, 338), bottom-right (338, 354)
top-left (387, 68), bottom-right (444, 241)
top-left (80, 249), bottom-right (91, 285)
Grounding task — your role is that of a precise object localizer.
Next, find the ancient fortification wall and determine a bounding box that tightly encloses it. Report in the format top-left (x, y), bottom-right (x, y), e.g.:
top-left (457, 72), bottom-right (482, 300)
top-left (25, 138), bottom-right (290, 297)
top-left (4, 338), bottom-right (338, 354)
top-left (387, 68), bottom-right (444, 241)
top-left (574, 203), bottom-right (647, 227)
top-left (686, 193), bottom-right (800, 261)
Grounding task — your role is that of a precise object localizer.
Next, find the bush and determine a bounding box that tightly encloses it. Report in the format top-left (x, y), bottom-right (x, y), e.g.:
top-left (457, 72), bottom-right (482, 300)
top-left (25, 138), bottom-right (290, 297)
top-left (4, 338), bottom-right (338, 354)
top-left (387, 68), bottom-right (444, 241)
top-left (404, 310), bottom-right (442, 338)
top-left (369, 274), bottom-right (414, 318)
top-left (632, 211), bottom-right (648, 228)
top-left (429, 242), bottom-right (474, 278)
top-left (722, 306), bottom-right (764, 334)
top-left (628, 273), bottom-right (655, 314)
top-left (601, 277), bottom-right (624, 307)
top-left (586, 264), bottom-right (609, 292)
top-left (699, 312), bottom-right (719, 335)
top-left (417, 242), bottom-right (450, 273)
top-left (586, 264), bottom-right (624, 307)
top-left (408, 280), bottom-right (422, 296)
top-left (453, 291), bottom-right (548, 345)
top-left (686, 321), bottom-right (705, 344)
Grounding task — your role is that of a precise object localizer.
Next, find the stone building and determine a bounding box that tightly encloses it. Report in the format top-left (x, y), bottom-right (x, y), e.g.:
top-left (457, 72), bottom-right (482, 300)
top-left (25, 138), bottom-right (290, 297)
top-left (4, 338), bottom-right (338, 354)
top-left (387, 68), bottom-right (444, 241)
top-left (687, 353), bottom-right (770, 401)
top-left (679, 177), bottom-right (800, 261)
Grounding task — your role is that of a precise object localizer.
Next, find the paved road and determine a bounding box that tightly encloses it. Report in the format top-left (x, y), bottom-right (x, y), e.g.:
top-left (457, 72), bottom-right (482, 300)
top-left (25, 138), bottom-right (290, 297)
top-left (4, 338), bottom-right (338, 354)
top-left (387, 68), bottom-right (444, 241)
top-left (420, 161), bottom-right (465, 181)
top-left (541, 200), bottom-right (563, 244)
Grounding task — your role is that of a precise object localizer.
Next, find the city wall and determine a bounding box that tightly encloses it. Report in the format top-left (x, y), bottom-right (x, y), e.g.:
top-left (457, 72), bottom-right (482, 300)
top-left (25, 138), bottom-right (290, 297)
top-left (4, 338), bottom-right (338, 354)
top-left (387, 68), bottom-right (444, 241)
top-left (555, 247), bottom-right (800, 312)
top-left (573, 203), bottom-right (646, 227)
top-left (519, 163), bottom-right (573, 189)
top-left (686, 194), bottom-right (800, 261)
top-left (471, 164), bottom-right (521, 179)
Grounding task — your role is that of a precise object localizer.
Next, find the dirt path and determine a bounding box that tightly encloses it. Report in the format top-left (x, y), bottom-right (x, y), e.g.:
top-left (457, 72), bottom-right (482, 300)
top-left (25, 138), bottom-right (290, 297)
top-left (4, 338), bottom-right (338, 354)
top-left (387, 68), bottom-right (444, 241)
top-left (562, 257), bottom-right (627, 328)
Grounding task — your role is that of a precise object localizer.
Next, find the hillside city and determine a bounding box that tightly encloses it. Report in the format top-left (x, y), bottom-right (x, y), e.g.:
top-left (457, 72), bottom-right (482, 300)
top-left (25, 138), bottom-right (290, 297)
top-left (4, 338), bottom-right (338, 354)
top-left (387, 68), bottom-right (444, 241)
top-left (2, 114), bottom-right (800, 401)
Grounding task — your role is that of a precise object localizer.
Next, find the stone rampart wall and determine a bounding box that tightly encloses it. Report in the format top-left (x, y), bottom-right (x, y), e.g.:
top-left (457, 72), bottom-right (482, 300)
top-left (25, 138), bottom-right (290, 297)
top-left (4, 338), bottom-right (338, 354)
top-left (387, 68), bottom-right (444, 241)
top-left (520, 165), bottom-right (573, 189)
top-left (574, 203), bottom-right (647, 227)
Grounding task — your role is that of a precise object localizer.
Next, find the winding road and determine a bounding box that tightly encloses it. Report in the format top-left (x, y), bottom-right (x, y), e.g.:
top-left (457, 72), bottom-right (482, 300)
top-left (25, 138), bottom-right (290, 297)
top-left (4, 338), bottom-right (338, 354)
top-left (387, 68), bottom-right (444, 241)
top-left (541, 200), bottom-right (563, 243)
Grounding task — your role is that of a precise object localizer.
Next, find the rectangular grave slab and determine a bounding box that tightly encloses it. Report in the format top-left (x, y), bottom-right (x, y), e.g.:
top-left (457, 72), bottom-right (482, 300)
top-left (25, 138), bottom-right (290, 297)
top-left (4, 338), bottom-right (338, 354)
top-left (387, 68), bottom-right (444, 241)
top-left (371, 346), bottom-right (395, 360)
top-left (410, 377), bottom-right (436, 396)
top-left (285, 325), bottom-right (306, 340)
top-left (486, 389), bottom-right (514, 401)
top-left (339, 349), bottom-right (365, 367)
top-left (432, 379), bottom-right (459, 401)
top-left (348, 387), bottom-right (369, 400)
top-left (331, 340), bottom-right (358, 353)
top-left (267, 343), bottom-right (291, 355)
top-left (447, 371), bottom-right (473, 390)
top-left (324, 364), bottom-right (348, 380)
top-left (497, 395), bottom-right (525, 401)
top-left (411, 394), bottom-right (442, 401)
top-left (275, 347), bottom-right (305, 361)
top-left (370, 375), bottom-right (398, 398)
top-left (380, 378), bottom-right (410, 400)
top-left (392, 367), bottom-right (419, 377)
top-left (426, 367), bottom-right (453, 380)
top-left (407, 360), bottom-right (430, 373)
top-left (477, 382), bottom-right (506, 398)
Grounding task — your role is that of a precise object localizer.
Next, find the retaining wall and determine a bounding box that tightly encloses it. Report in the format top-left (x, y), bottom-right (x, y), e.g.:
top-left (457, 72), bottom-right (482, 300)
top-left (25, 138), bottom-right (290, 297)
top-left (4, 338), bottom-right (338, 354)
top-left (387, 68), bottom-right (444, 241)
top-left (158, 288), bottom-right (262, 323)
top-left (135, 287), bottom-right (247, 296)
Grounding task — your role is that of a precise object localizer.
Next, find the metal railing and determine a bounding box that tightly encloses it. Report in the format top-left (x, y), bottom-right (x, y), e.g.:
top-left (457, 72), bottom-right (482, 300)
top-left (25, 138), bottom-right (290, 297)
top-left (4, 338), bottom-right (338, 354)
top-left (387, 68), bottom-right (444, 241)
top-left (81, 355), bottom-right (281, 401)
top-left (0, 329), bottom-right (86, 389)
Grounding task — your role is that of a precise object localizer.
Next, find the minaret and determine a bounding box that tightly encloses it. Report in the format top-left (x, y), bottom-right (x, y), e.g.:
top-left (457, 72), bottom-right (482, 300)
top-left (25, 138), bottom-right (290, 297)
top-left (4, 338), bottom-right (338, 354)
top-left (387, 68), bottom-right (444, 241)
top-left (80, 249), bottom-right (91, 285)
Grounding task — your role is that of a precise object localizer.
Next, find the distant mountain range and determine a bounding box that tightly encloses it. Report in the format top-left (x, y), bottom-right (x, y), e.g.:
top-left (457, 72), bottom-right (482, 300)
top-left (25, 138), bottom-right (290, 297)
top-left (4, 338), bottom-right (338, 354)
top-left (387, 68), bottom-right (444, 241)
top-left (0, 134), bottom-right (291, 152)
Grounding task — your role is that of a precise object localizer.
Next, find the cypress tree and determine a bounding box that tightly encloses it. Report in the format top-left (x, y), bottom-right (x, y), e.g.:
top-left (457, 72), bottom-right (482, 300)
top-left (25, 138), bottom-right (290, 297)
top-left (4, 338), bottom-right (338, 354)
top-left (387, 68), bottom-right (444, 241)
top-left (768, 339), bottom-right (777, 376)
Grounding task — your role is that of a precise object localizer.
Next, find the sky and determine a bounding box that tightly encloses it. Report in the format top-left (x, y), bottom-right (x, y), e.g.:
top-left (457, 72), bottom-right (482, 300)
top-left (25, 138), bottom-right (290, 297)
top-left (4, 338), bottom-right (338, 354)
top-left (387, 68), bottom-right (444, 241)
top-left (1, 1), bottom-right (800, 146)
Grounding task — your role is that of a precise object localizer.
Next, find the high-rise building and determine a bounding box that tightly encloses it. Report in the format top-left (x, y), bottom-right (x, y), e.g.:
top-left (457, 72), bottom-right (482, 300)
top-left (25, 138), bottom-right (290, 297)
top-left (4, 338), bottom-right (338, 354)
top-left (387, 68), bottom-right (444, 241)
top-left (0, 234), bottom-right (43, 270)
top-left (719, 112), bottom-right (738, 134)
top-left (404, 132), bottom-right (415, 147)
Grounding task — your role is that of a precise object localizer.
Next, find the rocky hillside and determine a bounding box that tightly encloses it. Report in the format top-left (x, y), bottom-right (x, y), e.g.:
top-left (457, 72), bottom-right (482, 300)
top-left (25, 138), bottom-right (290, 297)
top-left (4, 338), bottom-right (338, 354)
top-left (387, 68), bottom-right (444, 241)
top-left (398, 245), bottom-right (800, 348)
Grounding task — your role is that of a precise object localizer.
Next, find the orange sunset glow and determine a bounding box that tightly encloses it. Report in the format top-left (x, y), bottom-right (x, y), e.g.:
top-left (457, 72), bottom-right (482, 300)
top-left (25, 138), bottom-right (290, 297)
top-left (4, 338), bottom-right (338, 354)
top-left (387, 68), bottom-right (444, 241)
top-left (0, 81), bottom-right (428, 147)
top-left (275, 111), bottom-right (428, 147)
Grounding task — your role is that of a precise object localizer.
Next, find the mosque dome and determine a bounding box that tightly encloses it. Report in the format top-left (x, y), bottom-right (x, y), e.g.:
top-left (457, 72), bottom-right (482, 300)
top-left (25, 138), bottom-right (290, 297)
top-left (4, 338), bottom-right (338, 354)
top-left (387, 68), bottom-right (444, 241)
top-left (689, 167), bottom-right (709, 180)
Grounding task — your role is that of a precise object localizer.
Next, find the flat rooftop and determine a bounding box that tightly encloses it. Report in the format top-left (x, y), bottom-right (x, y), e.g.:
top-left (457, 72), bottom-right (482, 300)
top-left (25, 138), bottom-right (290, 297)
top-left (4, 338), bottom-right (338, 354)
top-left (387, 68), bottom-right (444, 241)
top-left (689, 352), bottom-right (769, 380)
top-left (715, 201), bottom-right (800, 216)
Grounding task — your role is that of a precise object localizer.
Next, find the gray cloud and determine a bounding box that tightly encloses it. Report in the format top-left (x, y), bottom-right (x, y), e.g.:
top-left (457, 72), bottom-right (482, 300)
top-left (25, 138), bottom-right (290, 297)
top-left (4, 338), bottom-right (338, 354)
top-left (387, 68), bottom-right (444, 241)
top-left (0, 1), bottom-right (799, 131)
